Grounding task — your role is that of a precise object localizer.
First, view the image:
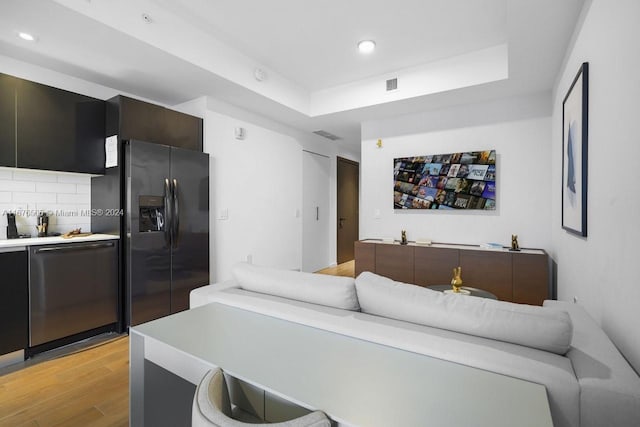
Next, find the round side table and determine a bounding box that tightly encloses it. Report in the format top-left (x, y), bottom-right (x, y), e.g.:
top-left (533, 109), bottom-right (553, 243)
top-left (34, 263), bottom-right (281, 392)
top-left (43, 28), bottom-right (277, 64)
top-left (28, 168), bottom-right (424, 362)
top-left (427, 285), bottom-right (498, 300)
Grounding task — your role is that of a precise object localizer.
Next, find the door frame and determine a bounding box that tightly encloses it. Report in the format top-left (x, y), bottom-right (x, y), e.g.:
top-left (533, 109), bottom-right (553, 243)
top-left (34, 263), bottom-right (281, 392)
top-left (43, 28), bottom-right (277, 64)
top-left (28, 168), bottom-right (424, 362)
top-left (301, 150), bottom-right (331, 272)
top-left (336, 156), bottom-right (359, 265)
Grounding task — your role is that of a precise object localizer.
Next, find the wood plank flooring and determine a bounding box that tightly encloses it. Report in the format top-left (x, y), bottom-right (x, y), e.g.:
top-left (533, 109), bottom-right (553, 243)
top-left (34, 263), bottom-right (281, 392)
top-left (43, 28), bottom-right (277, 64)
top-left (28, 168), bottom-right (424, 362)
top-left (315, 260), bottom-right (355, 277)
top-left (0, 337), bottom-right (129, 427)
top-left (0, 261), bottom-right (353, 426)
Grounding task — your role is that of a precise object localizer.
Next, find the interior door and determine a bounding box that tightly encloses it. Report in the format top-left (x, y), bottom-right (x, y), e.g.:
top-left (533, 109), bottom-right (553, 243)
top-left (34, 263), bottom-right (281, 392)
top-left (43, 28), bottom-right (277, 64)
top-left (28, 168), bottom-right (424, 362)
top-left (302, 150), bottom-right (331, 272)
top-left (170, 147), bottom-right (210, 313)
top-left (337, 157), bottom-right (359, 264)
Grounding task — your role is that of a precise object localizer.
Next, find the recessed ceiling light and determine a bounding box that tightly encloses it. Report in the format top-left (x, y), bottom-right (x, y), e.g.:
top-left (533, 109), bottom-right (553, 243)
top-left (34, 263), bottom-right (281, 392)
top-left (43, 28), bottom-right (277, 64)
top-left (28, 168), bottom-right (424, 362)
top-left (18, 32), bottom-right (36, 42)
top-left (357, 40), bottom-right (376, 54)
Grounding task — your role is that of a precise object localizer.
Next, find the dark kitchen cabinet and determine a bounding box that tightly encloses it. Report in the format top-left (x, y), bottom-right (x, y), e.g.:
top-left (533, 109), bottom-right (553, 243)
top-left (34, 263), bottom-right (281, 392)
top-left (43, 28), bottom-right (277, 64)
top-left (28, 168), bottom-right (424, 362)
top-left (117, 96), bottom-right (166, 145)
top-left (0, 249), bottom-right (29, 356)
top-left (108, 96), bottom-right (202, 151)
top-left (16, 78), bottom-right (105, 174)
top-left (29, 240), bottom-right (119, 350)
top-left (163, 108), bottom-right (203, 151)
top-left (0, 74), bottom-right (18, 167)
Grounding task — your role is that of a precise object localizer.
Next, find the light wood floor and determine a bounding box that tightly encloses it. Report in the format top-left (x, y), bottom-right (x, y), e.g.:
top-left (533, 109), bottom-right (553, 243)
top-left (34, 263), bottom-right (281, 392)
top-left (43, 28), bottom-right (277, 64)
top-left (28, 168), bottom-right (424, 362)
top-left (0, 261), bottom-right (353, 427)
top-left (315, 260), bottom-right (355, 277)
top-left (0, 337), bottom-right (129, 427)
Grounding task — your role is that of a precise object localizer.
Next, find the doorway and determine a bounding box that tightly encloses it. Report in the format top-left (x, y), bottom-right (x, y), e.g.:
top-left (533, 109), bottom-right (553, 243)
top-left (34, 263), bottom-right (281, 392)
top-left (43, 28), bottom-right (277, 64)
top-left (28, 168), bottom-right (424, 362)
top-left (337, 157), bottom-right (359, 264)
top-left (302, 150), bottom-right (331, 272)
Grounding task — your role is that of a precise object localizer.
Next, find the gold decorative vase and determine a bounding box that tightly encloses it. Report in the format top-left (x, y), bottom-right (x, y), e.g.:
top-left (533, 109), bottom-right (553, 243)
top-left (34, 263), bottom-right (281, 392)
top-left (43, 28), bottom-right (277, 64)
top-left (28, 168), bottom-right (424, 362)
top-left (451, 266), bottom-right (463, 293)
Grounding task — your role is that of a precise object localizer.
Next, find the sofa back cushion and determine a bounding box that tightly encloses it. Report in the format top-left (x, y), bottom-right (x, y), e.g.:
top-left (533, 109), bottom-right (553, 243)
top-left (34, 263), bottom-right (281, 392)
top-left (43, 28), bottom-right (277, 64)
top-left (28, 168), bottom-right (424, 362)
top-left (232, 263), bottom-right (360, 311)
top-left (355, 272), bottom-right (572, 355)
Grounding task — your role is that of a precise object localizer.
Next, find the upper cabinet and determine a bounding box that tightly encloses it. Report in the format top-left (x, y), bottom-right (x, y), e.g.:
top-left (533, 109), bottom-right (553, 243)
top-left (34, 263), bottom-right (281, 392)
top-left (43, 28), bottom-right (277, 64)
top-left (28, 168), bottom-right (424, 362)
top-left (0, 74), bottom-right (202, 175)
top-left (0, 73), bottom-right (106, 174)
top-left (162, 107), bottom-right (203, 151)
top-left (109, 96), bottom-right (202, 152)
top-left (0, 74), bottom-right (18, 167)
top-left (16, 79), bottom-right (105, 174)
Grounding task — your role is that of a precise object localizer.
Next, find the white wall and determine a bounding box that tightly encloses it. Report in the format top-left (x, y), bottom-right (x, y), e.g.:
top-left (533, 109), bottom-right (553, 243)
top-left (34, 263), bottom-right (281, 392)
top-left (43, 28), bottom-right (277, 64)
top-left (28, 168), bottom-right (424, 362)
top-left (184, 97), bottom-right (359, 282)
top-left (360, 94), bottom-right (552, 249)
top-left (0, 168), bottom-right (91, 238)
top-left (550, 0), bottom-right (640, 373)
top-left (204, 109), bottom-right (303, 279)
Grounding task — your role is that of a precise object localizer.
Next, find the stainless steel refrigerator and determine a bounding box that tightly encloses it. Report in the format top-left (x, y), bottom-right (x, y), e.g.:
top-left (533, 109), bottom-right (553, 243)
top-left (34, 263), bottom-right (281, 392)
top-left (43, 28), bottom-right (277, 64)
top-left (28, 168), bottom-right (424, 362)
top-left (124, 140), bottom-right (209, 326)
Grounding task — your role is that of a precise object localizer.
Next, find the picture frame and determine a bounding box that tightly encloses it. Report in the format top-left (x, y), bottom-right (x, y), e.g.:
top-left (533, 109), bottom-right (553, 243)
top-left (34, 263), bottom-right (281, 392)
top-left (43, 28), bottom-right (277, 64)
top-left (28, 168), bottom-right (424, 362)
top-left (393, 150), bottom-right (496, 211)
top-left (562, 62), bottom-right (589, 237)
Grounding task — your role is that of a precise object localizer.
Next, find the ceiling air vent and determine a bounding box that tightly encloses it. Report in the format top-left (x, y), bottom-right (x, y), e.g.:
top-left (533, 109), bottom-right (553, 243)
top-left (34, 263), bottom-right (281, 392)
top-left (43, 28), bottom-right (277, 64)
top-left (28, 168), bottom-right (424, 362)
top-left (386, 78), bottom-right (398, 91)
top-left (312, 130), bottom-right (341, 141)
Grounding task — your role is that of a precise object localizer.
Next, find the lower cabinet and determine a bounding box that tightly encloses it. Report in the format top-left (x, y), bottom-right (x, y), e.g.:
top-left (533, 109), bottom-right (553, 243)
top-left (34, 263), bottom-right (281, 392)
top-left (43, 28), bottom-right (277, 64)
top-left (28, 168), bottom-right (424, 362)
top-left (458, 250), bottom-right (513, 301)
top-left (355, 240), bottom-right (550, 305)
top-left (29, 241), bottom-right (118, 350)
top-left (0, 249), bottom-right (28, 357)
top-left (375, 243), bottom-right (414, 284)
top-left (414, 247), bottom-right (459, 287)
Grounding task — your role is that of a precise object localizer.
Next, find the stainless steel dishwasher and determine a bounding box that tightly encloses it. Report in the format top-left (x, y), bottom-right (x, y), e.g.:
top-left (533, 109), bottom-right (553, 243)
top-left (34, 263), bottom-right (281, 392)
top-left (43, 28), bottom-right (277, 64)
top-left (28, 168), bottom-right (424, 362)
top-left (29, 240), bottom-right (118, 349)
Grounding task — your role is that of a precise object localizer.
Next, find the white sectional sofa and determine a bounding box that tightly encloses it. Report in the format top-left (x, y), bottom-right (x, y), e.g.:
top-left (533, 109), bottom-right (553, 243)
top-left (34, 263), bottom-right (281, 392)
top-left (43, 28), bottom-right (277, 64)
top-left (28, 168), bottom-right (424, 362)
top-left (190, 263), bottom-right (640, 427)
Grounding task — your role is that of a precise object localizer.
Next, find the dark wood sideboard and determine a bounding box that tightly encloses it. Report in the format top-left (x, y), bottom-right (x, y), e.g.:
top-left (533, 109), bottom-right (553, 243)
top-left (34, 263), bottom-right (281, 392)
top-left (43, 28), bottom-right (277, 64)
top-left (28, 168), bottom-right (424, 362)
top-left (354, 240), bottom-right (550, 305)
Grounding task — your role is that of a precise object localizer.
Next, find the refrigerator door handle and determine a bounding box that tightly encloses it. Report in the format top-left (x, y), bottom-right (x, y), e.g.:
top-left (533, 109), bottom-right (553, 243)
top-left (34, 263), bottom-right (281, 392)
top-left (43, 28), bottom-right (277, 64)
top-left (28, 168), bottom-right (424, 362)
top-left (164, 178), bottom-right (172, 247)
top-left (172, 178), bottom-right (180, 248)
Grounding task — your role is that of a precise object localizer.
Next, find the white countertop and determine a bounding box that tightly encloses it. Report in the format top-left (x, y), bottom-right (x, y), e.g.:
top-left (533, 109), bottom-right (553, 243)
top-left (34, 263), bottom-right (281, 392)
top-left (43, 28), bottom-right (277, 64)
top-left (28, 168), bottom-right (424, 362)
top-left (0, 233), bottom-right (119, 250)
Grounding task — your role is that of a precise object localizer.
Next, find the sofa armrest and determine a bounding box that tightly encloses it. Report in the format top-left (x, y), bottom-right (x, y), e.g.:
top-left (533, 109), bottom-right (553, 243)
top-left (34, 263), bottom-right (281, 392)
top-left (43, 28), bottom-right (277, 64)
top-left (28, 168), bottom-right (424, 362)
top-left (190, 280), bottom-right (238, 308)
top-left (544, 300), bottom-right (640, 427)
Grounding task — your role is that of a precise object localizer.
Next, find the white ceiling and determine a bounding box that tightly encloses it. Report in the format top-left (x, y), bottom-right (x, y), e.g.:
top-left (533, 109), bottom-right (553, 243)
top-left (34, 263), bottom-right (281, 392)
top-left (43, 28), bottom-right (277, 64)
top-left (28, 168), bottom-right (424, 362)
top-left (152, 0), bottom-right (508, 90)
top-left (0, 0), bottom-right (585, 148)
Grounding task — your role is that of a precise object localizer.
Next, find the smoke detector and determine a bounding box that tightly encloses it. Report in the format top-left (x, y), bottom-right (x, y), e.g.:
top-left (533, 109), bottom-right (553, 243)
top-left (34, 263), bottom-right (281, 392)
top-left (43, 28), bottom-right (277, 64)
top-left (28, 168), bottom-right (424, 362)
top-left (254, 68), bottom-right (267, 82)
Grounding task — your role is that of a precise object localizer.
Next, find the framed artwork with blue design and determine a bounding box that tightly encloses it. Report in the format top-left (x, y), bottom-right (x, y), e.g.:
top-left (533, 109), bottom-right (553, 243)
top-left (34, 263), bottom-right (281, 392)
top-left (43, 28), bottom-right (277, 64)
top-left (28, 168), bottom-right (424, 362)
top-left (562, 62), bottom-right (589, 237)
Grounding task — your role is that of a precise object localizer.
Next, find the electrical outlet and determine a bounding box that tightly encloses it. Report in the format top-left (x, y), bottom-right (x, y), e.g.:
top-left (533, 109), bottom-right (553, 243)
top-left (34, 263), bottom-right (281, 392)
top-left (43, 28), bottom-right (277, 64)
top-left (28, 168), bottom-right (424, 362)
top-left (246, 254), bottom-right (253, 264)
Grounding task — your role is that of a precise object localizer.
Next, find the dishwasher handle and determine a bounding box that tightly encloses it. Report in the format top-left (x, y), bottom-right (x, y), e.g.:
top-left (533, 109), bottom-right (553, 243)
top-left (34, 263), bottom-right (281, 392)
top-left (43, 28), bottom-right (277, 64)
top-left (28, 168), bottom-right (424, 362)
top-left (33, 241), bottom-right (115, 253)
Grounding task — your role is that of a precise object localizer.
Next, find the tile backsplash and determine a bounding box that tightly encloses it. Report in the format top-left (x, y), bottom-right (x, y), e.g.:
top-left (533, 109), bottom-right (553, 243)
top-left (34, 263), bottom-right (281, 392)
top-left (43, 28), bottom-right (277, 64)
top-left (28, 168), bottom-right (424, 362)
top-left (0, 168), bottom-right (92, 239)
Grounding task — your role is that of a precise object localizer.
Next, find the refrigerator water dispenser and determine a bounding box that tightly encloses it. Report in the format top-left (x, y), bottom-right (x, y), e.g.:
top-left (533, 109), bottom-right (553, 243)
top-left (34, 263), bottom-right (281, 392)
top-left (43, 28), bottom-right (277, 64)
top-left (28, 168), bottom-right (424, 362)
top-left (139, 195), bottom-right (165, 232)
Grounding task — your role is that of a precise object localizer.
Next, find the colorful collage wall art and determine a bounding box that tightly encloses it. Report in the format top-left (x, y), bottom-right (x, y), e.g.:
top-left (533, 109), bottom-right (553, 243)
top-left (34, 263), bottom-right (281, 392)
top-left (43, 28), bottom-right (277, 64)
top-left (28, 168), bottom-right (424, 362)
top-left (393, 150), bottom-right (496, 210)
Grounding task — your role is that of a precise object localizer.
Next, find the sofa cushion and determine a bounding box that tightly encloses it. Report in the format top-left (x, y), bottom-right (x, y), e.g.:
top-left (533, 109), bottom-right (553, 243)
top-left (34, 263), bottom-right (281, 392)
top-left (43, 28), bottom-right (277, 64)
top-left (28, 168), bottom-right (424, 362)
top-left (355, 272), bottom-right (573, 355)
top-left (232, 263), bottom-right (360, 311)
